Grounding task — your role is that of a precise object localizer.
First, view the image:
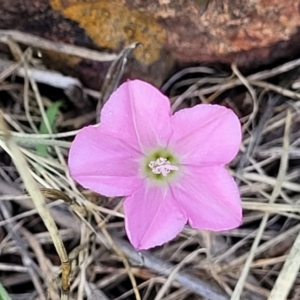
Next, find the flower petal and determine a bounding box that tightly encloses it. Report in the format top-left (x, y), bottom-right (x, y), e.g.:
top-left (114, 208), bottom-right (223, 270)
top-left (124, 183), bottom-right (186, 249)
top-left (69, 126), bottom-right (143, 197)
top-left (172, 166), bottom-right (242, 230)
top-left (100, 80), bottom-right (172, 152)
top-left (169, 104), bottom-right (241, 166)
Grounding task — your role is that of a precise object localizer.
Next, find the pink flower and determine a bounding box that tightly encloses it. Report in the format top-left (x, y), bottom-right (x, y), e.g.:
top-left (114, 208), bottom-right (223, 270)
top-left (68, 80), bottom-right (242, 250)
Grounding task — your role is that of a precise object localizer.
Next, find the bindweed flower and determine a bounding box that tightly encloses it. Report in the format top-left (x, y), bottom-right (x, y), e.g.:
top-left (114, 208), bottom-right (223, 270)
top-left (68, 80), bottom-right (242, 249)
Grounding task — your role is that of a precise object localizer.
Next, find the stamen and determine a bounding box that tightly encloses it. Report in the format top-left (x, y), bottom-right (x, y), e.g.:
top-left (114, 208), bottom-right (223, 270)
top-left (148, 157), bottom-right (178, 177)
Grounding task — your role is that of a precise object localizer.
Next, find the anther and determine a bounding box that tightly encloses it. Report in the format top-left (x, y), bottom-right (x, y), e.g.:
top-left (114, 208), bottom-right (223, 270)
top-left (148, 157), bottom-right (178, 177)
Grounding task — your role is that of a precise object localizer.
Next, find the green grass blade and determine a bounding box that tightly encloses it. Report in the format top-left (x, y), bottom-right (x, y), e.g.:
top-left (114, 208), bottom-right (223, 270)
top-left (0, 282), bottom-right (12, 300)
top-left (37, 101), bottom-right (62, 156)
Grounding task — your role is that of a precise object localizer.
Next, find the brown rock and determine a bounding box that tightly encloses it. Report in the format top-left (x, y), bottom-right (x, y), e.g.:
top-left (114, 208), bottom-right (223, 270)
top-left (1, 0), bottom-right (300, 89)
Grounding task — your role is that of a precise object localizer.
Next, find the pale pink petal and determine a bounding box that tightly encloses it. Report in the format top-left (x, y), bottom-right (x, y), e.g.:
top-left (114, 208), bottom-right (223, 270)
top-left (100, 80), bottom-right (172, 152)
top-left (172, 166), bottom-right (242, 230)
top-left (124, 183), bottom-right (186, 249)
top-left (169, 104), bottom-right (241, 166)
top-left (69, 126), bottom-right (143, 197)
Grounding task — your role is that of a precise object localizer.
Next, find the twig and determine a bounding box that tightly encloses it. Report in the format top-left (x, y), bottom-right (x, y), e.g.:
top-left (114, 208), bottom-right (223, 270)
top-left (92, 212), bottom-right (141, 300)
top-left (268, 199), bottom-right (300, 299)
top-left (237, 95), bottom-right (278, 176)
top-left (154, 248), bottom-right (206, 300)
top-left (231, 109), bottom-right (292, 300)
top-left (240, 173), bottom-right (300, 192)
top-left (112, 237), bottom-right (229, 300)
top-left (184, 56), bottom-right (300, 100)
top-left (0, 30), bottom-right (117, 62)
top-left (0, 57), bottom-right (82, 90)
top-left (20, 228), bottom-right (60, 300)
top-left (0, 202), bottom-right (46, 300)
top-left (231, 63), bottom-right (258, 131)
top-left (0, 112), bottom-right (70, 298)
top-left (161, 66), bottom-right (215, 93)
top-left (251, 81), bottom-right (300, 100)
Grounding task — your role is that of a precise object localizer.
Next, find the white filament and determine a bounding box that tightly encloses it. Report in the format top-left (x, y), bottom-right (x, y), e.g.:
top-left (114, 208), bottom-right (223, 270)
top-left (148, 157), bottom-right (178, 177)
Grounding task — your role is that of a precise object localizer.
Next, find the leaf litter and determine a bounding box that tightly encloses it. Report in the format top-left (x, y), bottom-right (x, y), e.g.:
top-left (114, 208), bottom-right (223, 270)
top-left (1, 32), bottom-right (300, 300)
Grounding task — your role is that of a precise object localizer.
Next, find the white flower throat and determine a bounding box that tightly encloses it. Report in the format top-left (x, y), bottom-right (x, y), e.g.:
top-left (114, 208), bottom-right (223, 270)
top-left (148, 157), bottom-right (178, 177)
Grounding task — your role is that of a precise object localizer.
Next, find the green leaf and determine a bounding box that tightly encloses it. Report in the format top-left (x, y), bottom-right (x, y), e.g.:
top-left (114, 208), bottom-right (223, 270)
top-left (37, 101), bottom-right (62, 157)
top-left (0, 282), bottom-right (12, 300)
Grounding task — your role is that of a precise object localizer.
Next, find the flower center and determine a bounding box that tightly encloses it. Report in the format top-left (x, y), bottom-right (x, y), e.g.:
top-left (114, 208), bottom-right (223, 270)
top-left (148, 157), bottom-right (179, 177)
top-left (141, 148), bottom-right (180, 183)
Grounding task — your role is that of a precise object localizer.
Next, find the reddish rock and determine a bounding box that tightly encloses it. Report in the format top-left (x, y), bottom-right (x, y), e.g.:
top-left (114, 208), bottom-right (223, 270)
top-left (1, 0), bottom-right (300, 88)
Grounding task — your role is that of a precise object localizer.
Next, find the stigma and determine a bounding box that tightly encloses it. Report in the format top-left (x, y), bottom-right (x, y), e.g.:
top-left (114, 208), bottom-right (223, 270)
top-left (148, 157), bottom-right (179, 177)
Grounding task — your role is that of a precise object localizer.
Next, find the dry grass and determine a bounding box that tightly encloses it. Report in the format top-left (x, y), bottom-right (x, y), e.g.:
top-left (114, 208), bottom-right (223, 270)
top-left (1, 32), bottom-right (300, 300)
